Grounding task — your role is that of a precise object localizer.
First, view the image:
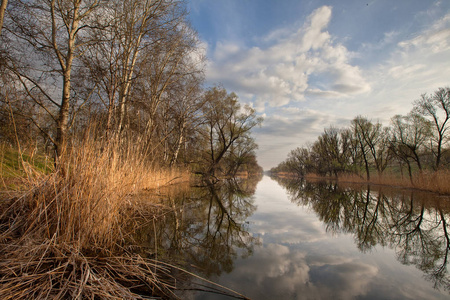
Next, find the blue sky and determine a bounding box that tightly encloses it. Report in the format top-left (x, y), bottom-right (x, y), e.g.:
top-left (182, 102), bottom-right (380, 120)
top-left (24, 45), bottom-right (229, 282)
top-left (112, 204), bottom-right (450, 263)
top-left (187, 0), bottom-right (450, 170)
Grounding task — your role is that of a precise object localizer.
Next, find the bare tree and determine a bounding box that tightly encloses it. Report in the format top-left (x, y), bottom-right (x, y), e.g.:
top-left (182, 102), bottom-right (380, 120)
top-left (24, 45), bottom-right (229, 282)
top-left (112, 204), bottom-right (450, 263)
top-left (6, 0), bottom-right (102, 159)
top-left (111, 0), bottom-right (187, 134)
top-left (223, 134), bottom-right (259, 177)
top-left (414, 87), bottom-right (450, 170)
top-left (200, 87), bottom-right (262, 177)
top-left (79, 0), bottom-right (191, 137)
top-left (131, 19), bottom-right (205, 149)
top-left (390, 113), bottom-right (432, 179)
top-left (351, 116), bottom-right (391, 179)
top-left (351, 116), bottom-right (374, 179)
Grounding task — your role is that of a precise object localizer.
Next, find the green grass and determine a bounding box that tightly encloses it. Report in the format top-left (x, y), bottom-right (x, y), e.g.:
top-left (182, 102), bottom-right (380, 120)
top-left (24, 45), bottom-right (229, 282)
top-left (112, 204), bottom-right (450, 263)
top-left (0, 144), bottom-right (53, 190)
top-left (1, 147), bottom-right (51, 174)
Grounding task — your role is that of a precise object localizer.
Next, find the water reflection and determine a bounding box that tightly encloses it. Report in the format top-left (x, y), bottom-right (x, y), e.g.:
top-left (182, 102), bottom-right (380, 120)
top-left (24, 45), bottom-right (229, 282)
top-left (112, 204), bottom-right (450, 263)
top-left (135, 176), bottom-right (261, 279)
top-left (275, 177), bottom-right (450, 292)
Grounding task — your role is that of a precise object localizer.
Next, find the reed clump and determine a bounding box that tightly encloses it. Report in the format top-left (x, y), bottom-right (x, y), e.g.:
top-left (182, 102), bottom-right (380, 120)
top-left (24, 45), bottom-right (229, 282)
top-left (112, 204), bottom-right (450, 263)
top-left (413, 170), bottom-right (450, 195)
top-left (0, 134), bottom-right (192, 299)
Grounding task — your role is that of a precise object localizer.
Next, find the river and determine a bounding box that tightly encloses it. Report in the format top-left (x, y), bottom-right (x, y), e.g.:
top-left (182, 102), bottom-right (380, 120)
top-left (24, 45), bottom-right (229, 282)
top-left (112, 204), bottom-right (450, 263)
top-left (139, 175), bottom-right (450, 299)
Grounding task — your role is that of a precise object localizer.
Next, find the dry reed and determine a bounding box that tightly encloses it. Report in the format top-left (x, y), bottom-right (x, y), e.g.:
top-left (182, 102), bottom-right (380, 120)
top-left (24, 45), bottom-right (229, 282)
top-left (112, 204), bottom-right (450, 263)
top-left (0, 134), bottom-right (197, 299)
top-left (337, 170), bottom-right (450, 195)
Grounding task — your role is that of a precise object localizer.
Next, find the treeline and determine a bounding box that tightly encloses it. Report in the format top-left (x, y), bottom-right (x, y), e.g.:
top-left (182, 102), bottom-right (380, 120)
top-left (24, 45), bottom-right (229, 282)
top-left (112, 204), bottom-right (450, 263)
top-left (0, 0), bottom-right (262, 177)
top-left (271, 87), bottom-right (450, 181)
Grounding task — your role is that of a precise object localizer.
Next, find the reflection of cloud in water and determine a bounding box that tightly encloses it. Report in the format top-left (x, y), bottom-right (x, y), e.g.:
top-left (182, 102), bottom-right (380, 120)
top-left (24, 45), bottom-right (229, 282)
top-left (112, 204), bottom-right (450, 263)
top-left (309, 262), bottom-right (378, 299)
top-left (193, 177), bottom-right (450, 299)
top-left (241, 244), bottom-right (309, 284)
top-left (220, 243), bottom-right (379, 300)
top-left (250, 177), bottom-right (327, 244)
top-left (252, 212), bottom-right (325, 244)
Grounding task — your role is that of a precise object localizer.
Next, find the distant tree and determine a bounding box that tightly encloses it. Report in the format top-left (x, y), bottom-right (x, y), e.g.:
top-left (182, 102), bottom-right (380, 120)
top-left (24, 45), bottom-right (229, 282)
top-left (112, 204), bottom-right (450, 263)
top-left (414, 87), bottom-right (450, 170)
top-left (311, 127), bottom-right (353, 176)
top-left (285, 147), bottom-right (312, 177)
top-left (351, 116), bottom-right (391, 179)
top-left (390, 113), bottom-right (432, 179)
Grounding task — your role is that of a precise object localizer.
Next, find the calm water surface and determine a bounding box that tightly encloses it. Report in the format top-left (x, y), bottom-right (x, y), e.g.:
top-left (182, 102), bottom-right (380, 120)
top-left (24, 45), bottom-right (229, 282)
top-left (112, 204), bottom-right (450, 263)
top-left (142, 176), bottom-right (450, 299)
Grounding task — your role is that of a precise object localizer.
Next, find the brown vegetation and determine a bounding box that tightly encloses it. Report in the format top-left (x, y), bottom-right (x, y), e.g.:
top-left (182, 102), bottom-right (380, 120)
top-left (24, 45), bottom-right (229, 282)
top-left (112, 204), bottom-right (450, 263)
top-left (273, 169), bottom-right (450, 195)
top-left (333, 170), bottom-right (450, 195)
top-left (0, 137), bottom-right (195, 299)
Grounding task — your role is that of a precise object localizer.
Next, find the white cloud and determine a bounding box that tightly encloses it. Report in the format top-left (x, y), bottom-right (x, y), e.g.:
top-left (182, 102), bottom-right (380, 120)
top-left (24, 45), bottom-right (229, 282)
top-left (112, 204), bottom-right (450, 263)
top-left (220, 242), bottom-right (380, 300)
top-left (388, 64), bottom-right (426, 79)
top-left (253, 107), bottom-right (350, 169)
top-left (398, 28), bottom-right (450, 53)
top-left (200, 5), bottom-right (450, 170)
top-left (362, 12), bottom-right (450, 123)
top-left (206, 5), bottom-right (371, 110)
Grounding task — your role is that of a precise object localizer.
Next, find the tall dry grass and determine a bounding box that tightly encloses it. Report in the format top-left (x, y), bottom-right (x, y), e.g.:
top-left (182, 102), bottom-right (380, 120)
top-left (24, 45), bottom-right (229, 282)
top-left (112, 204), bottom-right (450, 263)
top-left (413, 170), bottom-right (450, 194)
top-left (0, 134), bottom-right (194, 299)
top-left (337, 170), bottom-right (450, 195)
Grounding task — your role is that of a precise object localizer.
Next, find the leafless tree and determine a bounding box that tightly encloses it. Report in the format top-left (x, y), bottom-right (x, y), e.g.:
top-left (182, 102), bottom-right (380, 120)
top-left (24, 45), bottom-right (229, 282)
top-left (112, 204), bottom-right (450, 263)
top-left (351, 116), bottom-right (391, 179)
top-left (414, 87), bottom-right (450, 170)
top-left (5, 0), bottom-right (103, 159)
top-left (200, 87), bottom-right (262, 176)
top-left (390, 113), bottom-right (432, 179)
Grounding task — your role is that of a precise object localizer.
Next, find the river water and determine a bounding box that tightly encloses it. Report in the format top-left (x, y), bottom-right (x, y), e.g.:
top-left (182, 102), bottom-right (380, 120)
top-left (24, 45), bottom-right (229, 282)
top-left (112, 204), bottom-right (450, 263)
top-left (141, 175), bottom-right (450, 299)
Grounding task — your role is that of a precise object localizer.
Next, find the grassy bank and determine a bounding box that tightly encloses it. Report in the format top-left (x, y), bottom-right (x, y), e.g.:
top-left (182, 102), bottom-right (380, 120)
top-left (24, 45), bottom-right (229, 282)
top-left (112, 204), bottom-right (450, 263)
top-left (0, 138), bottom-right (196, 299)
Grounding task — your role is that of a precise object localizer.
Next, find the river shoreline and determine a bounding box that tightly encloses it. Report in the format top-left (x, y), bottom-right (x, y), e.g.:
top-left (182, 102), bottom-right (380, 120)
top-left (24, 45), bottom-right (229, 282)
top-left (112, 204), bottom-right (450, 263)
top-left (270, 171), bottom-right (450, 196)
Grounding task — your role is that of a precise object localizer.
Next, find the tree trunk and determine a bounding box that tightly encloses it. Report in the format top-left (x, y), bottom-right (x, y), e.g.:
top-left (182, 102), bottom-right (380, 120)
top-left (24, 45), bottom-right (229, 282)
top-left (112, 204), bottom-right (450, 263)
top-left (0, 0), bottom-right (7, 36)
top-left (55, 72), bottom-right (71, 158)
top-left (406, 160), bottom-right (413, 184)
top-left (53, 0), bottom-right (79, 160)
top-left (170, 121), bottom-right (185, 166)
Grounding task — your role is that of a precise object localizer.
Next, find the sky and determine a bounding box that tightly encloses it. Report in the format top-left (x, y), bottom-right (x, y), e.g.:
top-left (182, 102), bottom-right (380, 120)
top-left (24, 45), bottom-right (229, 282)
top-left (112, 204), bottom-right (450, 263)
top-left (186, 0), bottom-right (450, 170)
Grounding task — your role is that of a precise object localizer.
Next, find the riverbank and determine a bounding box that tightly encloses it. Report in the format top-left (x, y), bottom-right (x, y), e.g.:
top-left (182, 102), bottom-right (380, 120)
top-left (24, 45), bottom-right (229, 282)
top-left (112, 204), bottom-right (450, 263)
top-left (272, 170), bottom-right (450, 195)
top-left (337, 171), bottom-right (450, 195)
top-left (0, 140), bottom-right (194, 299)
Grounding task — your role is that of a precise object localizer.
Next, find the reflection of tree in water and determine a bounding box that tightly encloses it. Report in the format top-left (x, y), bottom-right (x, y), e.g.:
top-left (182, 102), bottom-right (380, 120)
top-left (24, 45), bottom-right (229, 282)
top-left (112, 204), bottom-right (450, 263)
top-left (134, 177), bottom-right (260, 279)
top-left (274, 177), bottom-right (450, 292)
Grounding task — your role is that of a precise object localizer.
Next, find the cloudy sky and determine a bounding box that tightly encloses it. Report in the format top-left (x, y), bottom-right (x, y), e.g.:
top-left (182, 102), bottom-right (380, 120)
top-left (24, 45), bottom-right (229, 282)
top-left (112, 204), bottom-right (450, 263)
top-left (186, 0), bottom-right (450, 170)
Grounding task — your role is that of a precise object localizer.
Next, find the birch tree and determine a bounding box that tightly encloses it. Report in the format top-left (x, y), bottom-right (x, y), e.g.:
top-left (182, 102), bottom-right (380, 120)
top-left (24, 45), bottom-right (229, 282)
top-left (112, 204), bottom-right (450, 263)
top-left (6, 0), bottom-right (102, 158)
top-left (111, 0), bottom-right (187, 133)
